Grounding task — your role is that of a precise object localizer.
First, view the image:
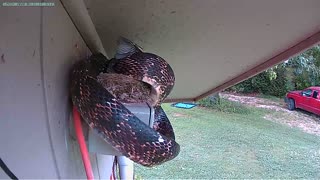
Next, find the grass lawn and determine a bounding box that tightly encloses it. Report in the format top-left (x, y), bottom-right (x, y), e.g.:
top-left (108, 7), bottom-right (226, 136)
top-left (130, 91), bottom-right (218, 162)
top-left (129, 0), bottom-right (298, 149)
top-left (135, 103), bottom-right (320, 179)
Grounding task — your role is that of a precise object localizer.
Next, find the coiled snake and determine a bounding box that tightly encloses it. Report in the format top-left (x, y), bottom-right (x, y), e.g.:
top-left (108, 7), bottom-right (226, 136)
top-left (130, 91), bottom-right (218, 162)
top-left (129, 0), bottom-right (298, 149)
top-left (70, 38), bottom-right (180, 166)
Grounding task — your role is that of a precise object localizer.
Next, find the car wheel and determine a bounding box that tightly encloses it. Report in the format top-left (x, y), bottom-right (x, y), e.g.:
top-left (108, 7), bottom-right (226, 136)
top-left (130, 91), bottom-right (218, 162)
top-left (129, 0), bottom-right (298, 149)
top-left (288, 98), bottom-right (295, 110)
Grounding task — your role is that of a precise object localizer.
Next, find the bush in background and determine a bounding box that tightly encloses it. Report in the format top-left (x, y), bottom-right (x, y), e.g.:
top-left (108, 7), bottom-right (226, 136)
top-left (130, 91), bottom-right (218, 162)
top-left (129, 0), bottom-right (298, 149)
top-left (198, 95), bottom-right (250, 115)
top-left (227, 45), bottom-right (320, 98)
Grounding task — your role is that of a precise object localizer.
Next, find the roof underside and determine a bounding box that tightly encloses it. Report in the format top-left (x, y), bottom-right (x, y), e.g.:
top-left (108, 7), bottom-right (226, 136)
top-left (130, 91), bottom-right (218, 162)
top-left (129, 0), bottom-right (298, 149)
top-left (62, 0), bottom-right (320, 102)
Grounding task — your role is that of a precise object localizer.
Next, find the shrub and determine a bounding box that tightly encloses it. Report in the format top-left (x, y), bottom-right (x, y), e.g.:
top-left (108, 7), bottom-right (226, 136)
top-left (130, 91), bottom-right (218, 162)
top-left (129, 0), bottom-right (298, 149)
top-left (227, 68), bottom-right (289, 97)
top-left (198, 93), bottom-right (220, 107)
top-left (198, 97), bottom-right (250, 114)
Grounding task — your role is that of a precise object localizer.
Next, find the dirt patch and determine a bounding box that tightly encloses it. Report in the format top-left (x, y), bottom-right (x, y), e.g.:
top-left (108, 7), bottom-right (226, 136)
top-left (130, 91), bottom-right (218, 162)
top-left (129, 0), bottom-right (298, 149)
top-left (222, 92), bottom-right (320, 136)
top-left (221, 93), bottom-right (287, 112)
top-left (172, 112), bottom-right (188, 118)
top-left (264, 112), bottom-right (320, 136)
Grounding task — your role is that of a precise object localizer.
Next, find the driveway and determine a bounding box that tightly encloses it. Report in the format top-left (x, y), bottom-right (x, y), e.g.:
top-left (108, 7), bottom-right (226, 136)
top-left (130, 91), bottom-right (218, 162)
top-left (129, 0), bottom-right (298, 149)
top-left (221, 92), bottom-right (320, 136)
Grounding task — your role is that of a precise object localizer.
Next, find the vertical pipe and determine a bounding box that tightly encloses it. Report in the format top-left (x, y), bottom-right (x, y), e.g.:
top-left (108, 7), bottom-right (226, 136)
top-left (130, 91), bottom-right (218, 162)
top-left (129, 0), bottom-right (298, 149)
top-left (118, 156), bottom-right (134, 180)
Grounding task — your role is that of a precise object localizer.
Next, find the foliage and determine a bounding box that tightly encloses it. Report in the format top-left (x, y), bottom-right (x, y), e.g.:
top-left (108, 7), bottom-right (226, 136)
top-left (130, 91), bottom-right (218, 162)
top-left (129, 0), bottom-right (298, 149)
top-left (198, 96), bottom-right (250, 114)
top-left (228, 45), bottom-right (320, 97)
top-left (197, 93), bottom-right (220, 107)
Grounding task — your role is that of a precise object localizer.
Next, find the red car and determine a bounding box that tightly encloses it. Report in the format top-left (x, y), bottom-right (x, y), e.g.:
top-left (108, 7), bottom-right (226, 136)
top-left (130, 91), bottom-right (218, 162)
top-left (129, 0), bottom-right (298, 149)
top-left (285, 86), bottom-right (320, 115)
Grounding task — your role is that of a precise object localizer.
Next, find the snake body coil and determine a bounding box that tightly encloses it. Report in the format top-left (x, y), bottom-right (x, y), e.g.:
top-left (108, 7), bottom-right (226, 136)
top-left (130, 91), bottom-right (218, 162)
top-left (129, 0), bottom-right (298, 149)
top-left (70, 40), bottom-right (180, 166)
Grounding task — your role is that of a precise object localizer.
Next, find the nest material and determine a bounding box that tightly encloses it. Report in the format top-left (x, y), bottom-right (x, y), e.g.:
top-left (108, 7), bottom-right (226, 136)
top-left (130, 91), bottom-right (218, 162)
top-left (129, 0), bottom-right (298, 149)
top-left (97, 73), bottom-right (153, 104)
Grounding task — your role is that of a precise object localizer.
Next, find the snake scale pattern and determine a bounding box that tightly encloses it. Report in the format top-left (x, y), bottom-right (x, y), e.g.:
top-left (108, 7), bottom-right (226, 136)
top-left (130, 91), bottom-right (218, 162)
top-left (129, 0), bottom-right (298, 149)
top-left (70, 38), bottom-right (180, 166)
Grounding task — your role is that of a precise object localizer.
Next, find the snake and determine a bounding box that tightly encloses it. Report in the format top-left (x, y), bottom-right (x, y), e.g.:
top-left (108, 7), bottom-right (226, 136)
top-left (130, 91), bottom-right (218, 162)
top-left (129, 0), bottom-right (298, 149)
top-left (70, 38), bottom-right (180, 167)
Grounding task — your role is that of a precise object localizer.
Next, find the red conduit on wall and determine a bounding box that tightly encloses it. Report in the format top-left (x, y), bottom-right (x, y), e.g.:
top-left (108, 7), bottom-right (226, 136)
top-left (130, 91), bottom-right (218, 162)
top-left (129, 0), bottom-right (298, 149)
top-left (73, 106), bottom-right (94, 180)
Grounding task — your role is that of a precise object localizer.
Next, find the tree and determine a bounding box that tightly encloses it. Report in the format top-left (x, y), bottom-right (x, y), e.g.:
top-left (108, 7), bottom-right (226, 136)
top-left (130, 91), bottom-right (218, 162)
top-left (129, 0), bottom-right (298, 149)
top-left (228, 45), bottom-right (320, 97)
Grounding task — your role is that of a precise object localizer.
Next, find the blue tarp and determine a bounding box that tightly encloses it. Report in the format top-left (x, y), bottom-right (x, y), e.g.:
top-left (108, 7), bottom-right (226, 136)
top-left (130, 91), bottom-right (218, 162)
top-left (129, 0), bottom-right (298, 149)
top-left (171, 102), bottom-right (197, 109)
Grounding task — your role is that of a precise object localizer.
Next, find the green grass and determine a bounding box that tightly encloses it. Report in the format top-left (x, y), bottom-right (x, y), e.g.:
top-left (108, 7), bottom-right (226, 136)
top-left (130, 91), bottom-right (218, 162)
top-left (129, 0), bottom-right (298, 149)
top-left (135, 104), bottom-right (320, 179)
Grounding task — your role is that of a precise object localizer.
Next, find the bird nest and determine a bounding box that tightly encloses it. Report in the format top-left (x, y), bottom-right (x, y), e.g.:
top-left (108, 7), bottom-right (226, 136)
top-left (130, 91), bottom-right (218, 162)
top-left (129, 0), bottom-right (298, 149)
top-left (97, 73), bottom-right (155, 105)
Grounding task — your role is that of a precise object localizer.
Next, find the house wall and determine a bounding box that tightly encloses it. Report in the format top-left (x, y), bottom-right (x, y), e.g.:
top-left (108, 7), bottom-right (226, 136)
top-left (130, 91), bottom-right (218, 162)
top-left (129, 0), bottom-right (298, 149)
top-left (0, 0), bottom-right (103, 178)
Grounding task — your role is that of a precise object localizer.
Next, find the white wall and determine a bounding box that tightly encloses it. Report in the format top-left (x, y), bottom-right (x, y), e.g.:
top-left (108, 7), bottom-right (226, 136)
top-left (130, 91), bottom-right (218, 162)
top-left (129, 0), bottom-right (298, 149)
top-left (0, 0), bottom-right (95, 178)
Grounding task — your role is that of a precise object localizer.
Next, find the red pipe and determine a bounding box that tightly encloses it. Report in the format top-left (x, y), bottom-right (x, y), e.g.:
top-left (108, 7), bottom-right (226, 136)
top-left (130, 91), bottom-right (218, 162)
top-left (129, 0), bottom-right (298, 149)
top-left (73, 106), bottom-right (94, 180)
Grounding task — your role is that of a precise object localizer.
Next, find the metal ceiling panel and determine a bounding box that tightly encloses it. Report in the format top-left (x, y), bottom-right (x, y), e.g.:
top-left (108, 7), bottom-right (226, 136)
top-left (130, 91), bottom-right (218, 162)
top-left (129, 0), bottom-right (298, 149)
top-left (81, 0), bottom-right (320, 101)
top-left (56, 0), bottom-right (320, 102)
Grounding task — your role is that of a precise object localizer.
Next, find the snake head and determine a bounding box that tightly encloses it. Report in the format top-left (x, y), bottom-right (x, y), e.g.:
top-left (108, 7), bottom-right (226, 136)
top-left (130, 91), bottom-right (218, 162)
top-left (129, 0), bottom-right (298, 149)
top-left (115, 37), bottom-right (143, 59)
